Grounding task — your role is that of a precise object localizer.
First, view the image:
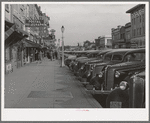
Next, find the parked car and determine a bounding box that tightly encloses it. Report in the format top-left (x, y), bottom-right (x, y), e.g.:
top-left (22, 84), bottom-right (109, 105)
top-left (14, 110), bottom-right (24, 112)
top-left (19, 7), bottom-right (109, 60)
top-left (77, 49), bottom-right (113, 81)
top-left (82, 49), bottom-right (136, 84)
top-left (65, 51), bottom-right (88, 68)
top-left (72, 50), bottom-right (101, 75)
top-left (86, 48), bottom-right (145, 96)
top-left (106, 70), bottom-right (145, 108)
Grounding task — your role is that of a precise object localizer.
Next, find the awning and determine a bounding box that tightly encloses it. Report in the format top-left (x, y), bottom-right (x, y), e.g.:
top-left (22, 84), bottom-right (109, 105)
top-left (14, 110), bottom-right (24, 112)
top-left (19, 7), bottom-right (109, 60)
top-left (23, 39), bottom-right (42, 49)
top-left (5, 20), bottom-right (28, 48)
top-left (5, 20), bottom-right (14, 31)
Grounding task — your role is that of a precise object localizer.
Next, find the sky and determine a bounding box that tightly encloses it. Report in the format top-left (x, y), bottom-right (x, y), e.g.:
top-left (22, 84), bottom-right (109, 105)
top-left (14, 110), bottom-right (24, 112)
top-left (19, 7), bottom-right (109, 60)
top-left (38, 2), bottom-right (138, 46)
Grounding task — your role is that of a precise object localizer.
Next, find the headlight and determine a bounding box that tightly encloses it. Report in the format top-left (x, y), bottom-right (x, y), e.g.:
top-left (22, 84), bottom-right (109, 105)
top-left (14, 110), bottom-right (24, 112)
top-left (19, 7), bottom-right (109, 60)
top-left (98, 72), bottom-right (103, 78)
top-left (87, 72), bottom-right (91, 77)
top-left (115, 71), bottom-right (120, 78)
top-left (90, 65), bottom-right (94, 70)
top-left (80, 65), bottom-right (84, 69)
top-left (119, 81), bottom-right (129, 90)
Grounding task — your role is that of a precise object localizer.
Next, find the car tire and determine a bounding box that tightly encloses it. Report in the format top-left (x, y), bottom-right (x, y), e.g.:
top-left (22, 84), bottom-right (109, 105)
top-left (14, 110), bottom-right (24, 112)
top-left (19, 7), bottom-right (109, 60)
top-left (106, 88), bottom-right (129, 108)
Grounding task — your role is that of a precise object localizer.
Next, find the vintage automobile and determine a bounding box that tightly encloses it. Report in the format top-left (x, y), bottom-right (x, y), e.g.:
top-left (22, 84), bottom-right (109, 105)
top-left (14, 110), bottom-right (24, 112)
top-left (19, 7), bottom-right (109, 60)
top-left (82, 49), bottom-right (136, 84)
top-left (106, 70), bottom-right (145, 108)
top-left (72, 50), bottom-right (102, 75)
top-left (86, 48), bottom-right (145, 96)
top-left (76, 49), bottom-right (113, 80)
top-left (64, 51), bottom-right (88, 68)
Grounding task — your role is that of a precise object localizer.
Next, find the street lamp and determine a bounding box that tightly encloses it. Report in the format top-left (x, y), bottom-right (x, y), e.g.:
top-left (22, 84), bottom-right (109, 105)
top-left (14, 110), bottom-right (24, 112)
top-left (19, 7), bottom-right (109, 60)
top-left (61, 26), bottom-right (65, 67)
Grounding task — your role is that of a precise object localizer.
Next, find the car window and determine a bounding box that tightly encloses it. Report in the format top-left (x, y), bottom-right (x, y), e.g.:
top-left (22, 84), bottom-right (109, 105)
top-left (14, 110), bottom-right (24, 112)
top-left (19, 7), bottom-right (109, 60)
top-left (112, 54), bottom-right (123, 61)
top-left (124, 53), bottom-right (145, 62)
top-left (97, 54), bottom-right (103, 59)
top-left (103, 54), bottom-right (112, 62)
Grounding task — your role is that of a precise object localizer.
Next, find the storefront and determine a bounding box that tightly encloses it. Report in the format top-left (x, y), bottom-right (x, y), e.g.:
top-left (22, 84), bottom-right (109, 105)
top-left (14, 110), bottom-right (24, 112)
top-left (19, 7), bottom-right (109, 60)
top-left (23, 39), bottom-right (42, 63)
top-left (5, 20), bottom-right (28, 75)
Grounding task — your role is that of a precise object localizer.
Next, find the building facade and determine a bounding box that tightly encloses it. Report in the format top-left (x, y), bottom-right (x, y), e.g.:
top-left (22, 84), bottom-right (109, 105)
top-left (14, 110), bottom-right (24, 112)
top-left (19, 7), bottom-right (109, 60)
top-left (99, 35), bottom-right (112, 50)
top-left (5, 4), bottom-right (50, 75)
top-left (112, 25), bottom-right (126, 49)
top-left (126, 4), bottom-right (145, 48)
top-left (125, 22), bottom-right (131, 48)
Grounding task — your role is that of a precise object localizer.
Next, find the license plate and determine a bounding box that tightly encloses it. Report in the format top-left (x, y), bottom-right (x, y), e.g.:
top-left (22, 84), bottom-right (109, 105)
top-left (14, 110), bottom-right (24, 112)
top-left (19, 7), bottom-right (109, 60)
top-left (110, 101), bottom-right (122, 108)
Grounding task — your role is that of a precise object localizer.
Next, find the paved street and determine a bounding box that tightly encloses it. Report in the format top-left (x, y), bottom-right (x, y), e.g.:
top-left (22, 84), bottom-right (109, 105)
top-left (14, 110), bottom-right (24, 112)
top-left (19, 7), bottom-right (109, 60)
top-left (5, 58), bottom-right (102, 108)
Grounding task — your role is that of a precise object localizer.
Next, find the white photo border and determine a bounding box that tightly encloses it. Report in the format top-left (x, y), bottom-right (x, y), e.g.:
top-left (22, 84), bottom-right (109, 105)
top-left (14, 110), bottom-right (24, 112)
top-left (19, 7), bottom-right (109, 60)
top-left (1, 1), bottom-right (149, 121)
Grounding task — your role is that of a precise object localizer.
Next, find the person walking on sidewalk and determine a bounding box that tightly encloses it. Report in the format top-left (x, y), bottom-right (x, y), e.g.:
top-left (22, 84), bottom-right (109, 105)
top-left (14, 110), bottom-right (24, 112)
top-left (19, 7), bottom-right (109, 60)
top-left (50, 50), bottom-right (53, 61)
top-left (55, 50), bottom-right (58, 60)
top-left (39, 50), bottom-right (43, 62)
top-left (52, 49), bottom-right (55, 60)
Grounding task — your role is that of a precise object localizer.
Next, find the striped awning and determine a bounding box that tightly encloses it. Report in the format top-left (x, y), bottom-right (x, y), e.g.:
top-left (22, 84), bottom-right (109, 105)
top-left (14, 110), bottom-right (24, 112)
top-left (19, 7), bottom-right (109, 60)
top-left (5, 20), bottom-right (28, 48)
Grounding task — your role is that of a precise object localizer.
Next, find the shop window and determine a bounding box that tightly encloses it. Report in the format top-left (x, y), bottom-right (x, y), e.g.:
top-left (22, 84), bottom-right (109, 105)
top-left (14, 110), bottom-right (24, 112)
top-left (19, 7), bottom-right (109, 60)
top-left (5, 47), bottom-right (11, 63)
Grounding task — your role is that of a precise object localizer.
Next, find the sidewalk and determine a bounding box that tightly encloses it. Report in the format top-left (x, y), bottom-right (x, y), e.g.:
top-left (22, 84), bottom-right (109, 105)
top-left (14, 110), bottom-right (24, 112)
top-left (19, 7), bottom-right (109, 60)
top-left (5, 58), bottom-right (102, 108)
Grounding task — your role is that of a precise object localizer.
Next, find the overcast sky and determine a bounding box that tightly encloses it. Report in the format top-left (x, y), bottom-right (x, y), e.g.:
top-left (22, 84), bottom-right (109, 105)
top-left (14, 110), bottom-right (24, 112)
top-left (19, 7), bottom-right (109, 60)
top-left (38, 3), bottom-right (138, 46)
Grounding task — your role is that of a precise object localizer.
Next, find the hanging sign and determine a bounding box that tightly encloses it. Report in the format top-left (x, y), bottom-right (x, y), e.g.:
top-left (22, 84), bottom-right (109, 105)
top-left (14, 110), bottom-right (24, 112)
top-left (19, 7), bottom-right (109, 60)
top-left (25, 19), bottom-right (47, 27)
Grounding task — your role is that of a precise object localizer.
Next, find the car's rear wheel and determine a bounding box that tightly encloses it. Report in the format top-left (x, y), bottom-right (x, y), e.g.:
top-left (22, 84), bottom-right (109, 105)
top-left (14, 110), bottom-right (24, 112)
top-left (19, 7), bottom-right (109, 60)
top-left (106, 88), bottom-right (129, 108)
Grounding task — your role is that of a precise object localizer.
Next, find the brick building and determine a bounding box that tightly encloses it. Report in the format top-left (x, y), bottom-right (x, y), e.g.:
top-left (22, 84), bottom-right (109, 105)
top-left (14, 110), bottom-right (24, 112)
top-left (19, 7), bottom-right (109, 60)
top-left (126, 4), bottom-right (145, 48)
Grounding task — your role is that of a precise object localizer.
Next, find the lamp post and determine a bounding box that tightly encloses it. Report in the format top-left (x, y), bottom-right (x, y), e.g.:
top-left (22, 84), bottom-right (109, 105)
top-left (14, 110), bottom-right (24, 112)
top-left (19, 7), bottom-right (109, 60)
top-left (61, 26), bottom-right (65, 67)
top-left (57, 39), bottom-right (60, 59)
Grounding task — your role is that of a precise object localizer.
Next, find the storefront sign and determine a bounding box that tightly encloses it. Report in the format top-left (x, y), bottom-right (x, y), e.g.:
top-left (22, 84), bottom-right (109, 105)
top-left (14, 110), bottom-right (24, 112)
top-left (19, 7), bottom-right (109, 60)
top-left (25, 19), bottom-right (46, 27)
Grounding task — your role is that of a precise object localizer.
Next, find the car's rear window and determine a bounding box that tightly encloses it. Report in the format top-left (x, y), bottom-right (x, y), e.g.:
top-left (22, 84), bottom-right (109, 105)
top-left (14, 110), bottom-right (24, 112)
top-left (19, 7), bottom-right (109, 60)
top-left (124, 52), bottom-right (145, 62)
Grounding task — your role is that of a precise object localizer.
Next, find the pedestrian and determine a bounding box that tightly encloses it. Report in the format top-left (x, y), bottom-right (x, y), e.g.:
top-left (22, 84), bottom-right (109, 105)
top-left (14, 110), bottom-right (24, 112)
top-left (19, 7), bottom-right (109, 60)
top-left (47, 51), bottom-right (50, 59)
top-left (55, 50), bottom-right (58, 60)
top-left (39, 50), bottom-right (43, 62)
top-left (50, 50), bottom-right (53, 61)
top-left (53, 50), bottom-right (55, 60)
top-left (35, 50), bottom-right (38, 61)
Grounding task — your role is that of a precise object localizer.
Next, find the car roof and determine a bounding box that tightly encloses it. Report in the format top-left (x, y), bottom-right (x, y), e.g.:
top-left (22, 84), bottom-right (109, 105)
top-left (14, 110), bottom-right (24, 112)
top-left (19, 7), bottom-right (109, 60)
top-left (103, 48), bottom-right (136, 55)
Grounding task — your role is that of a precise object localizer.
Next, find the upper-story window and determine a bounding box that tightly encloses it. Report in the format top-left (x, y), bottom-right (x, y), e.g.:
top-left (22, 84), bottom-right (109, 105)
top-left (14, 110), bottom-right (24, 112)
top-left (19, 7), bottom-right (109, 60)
top-left (136, 16), bottom-right (139, 24)
top-left (5, 4), bottom-right (9, 12)
top-left (142, 13), bottom-right (145, 22)
top-left (140, 15), bottom-right (141, 23)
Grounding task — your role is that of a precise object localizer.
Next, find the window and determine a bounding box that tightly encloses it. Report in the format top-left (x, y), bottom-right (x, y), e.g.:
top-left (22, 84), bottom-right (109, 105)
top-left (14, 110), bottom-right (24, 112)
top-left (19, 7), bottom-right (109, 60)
top-left (137, 16), bottom-right (139, 24)
top-left (104, 54), bottom-right (112, 62)
top-left (143, 26), bottom-right (145, 34)
top-left (142, 14), bottom-right (145, 22)
top-left (132, 19), bottom-right (134, 25)
top-left (134, 29), bottom-right (136, 37)
top-left (5, 47), bottom-right (11, 62)
top-left (140, 28), bottom-right (141, 35)
top-left (112, 54), bottom-right (123, 61)
top-left (5, 4), bottom-right (9, 12)
top-left (137, 28), bottom-right (139, 35)
top-left (132, 30), bottom-right (134, 37)
top-left (124, 53), bottom-right (145, 62)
